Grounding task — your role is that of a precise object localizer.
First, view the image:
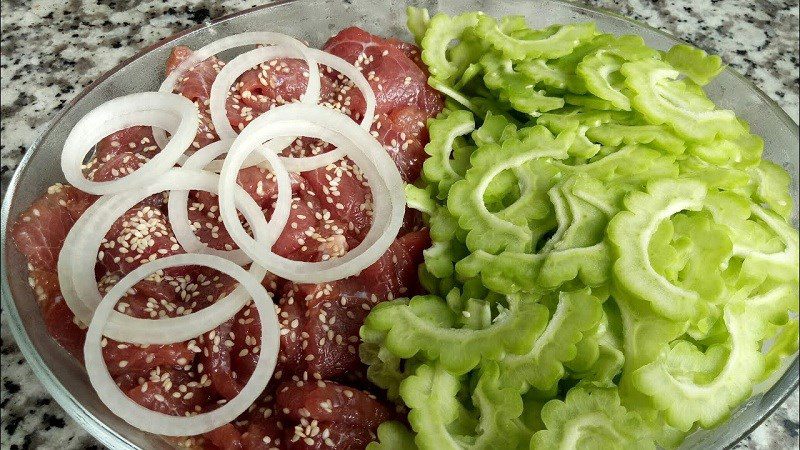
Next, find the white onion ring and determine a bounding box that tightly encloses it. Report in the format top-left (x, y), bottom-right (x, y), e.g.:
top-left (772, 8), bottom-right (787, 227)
top-left (167, 138), bottom-right (292, 265)
top-left (61, 92), bottom-right (199, 195)
top-left (207, 46), bottom-right (310, 170)
top-left (84, 253), bottom-right (279, 436)
top-left (58, 195), bottom-right (115, 325)
top-left (209, 46), bottom-right (309, 140)
top-left (218, 104), bottom-right (405, 283)
top-left (209, 47), bottom-right (378, 172)
top-left (58, 168), bottom-right (285, 344)
top-left (154, 32), bottom-right (321, 150)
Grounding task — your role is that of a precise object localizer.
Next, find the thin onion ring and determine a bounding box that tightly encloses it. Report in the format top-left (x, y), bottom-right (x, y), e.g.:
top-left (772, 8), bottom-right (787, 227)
top-left (207, 45), bottom-right (310, 170)
top-left (61, 92), bottom-right (199, 195)
top-left (218, 104), bottom-right (405, 283)
top-left (209, 47), bottom-right (378, 172)
top-left (58, 168), bottom-right (286, 344)
top-left (154, 32), bottom-right (321, 150)
top-left (84, 253), bottom-right (279, 436)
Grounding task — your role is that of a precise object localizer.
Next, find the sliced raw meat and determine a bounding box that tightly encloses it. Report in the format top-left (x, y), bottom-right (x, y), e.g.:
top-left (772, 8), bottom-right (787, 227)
top-left (201, 319), bottom-right (241, 400)
top-left (166, 46), bottom-right (225, 149)
top-left (93, 126), bottom-right (161, 163)
top-left (296, 279), bottom-right (373, 379)
top-left (170, 267), bottom-right (239, 311)
top-left (283, 137), bottom-right (338, 161)
top-left (271, 192), bottom-right (351, 262)
top-left (125, 366), bottom-right (213, 417)
top-left (42, 296), bottom-right (87, 361)
top-left (285, 420), bottom-right (374, 450)
top-left (166, 46), bottom-right (223, 101)
top-left (102, 339), bottom-right (194, 378)
top-left (386, 39), bottom-right (425, 71)
top-left (11, 184), bottom-right (97, 272)
top-left (98, 204), bottom-right (184, 276)
top-left (167, 48), bottom-right (342, 143)
top-left (198, 295), bottom-right (265, 401)
top-left (300, 158), bottom-right (372, 243)
top-left (323, 26), bottom-right (444, 117)
top-left (185, 170), bottom-right (304, 252)
top-left (230, 302), bottom-right (262, 385)
top-left (284, 280), bottom-right (368, 378)
top-left (138, 192), bottom-right (169, 212)
top-left (204, 423), bottom-right (244, 450)
top-left (273, 229), bottom-right (428, 380)
top-left (114, 370), bottom-right (149, 392)
top-left (278, 379), bottom-right (391, 449)
top-left (84, 127), bottom-right (161, 181)
top-left (276, 288), bottom-right (308, 377)
top-left (401, 208), bottom-right (425, 234)
top-left (372, 106), bottom-right (430, 182)
top-left (231, 57), bottom-right (342, 130)
top-left (205, 385), bottom-right (284, 450)
top-left (184, 197), bottom-right (239, 252)
top-left (234, 166), bottom-right (284, 208)
top-left (234, 58), bottom-right (340, 123)
top-left (241, 422), bottom-right (283, 450)
top-left (240, 390), bottom-right (286, 450)
top-left (333, 366), bottom-right (373, 394)
top-left (86, 151), bottom-right (150, 182)
top-left (356, 228), bottom-right (430, 300)
top-left (96, 274), bottom-right (177, 320)
top-left (210, 166), bottom-right (303, 212)
top-left (298, 230), bottom-right (429, 378)
top-left (36, 270), bottom-right (86, 360)
top-left (28, 269), bottom-right (62, 306)
top-left (276, 379), bottom-right (393, 428)
top-left (260, 271), bottom-right (284, 297)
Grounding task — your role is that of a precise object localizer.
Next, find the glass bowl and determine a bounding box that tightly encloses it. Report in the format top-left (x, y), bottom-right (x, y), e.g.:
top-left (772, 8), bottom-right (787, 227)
top-left (1, 0), bottom-right (797, 448)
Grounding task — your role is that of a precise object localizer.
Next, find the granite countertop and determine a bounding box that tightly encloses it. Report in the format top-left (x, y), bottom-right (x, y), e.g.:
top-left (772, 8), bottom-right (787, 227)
top-left (1, 0), bottom-right (798, 449)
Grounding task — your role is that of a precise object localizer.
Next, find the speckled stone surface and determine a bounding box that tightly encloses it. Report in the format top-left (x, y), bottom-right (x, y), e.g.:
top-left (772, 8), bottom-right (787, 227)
top-left (1, 0), bottom-right (798, 449)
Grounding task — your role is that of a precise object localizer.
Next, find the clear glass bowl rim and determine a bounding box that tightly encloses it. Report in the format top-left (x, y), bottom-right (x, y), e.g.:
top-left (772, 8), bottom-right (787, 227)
top-left (1, 0), bottom-right (797, 448)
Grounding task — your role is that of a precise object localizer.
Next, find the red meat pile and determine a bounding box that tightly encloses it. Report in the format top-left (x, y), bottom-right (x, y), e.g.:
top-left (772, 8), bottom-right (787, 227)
top-left (12, 27), bottom-right (442, 449)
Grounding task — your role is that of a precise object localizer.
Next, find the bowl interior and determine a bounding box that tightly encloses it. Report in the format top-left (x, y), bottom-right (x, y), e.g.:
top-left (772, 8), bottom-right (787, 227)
top-left (2, 0), bottom-right (798, 448)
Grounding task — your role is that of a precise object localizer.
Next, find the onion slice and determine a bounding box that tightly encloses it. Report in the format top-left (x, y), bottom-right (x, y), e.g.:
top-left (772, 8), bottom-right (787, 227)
top-left (209, 46), bottom-right (309, 140)
top-left (58, 168), bottom-right (285, 344)
top-left (155, 32), bottom-right (321, 150)
top-left (207, 46), bottom-right (309, 170)
top-left (209, 47), bottom-right (377, 172)
top-left (84, 253), bottom-right (279, 436)
top-left (58, 195), bottom-right (114, 325)
top-left (218, 104), bottom-right (405, 283)
top-left (61, 92), bottom-right (199, 195)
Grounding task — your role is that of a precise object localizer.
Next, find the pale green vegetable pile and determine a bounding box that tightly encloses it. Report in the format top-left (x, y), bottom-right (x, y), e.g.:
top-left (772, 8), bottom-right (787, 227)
top-left (364, 8), bottom-right (799, 449)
